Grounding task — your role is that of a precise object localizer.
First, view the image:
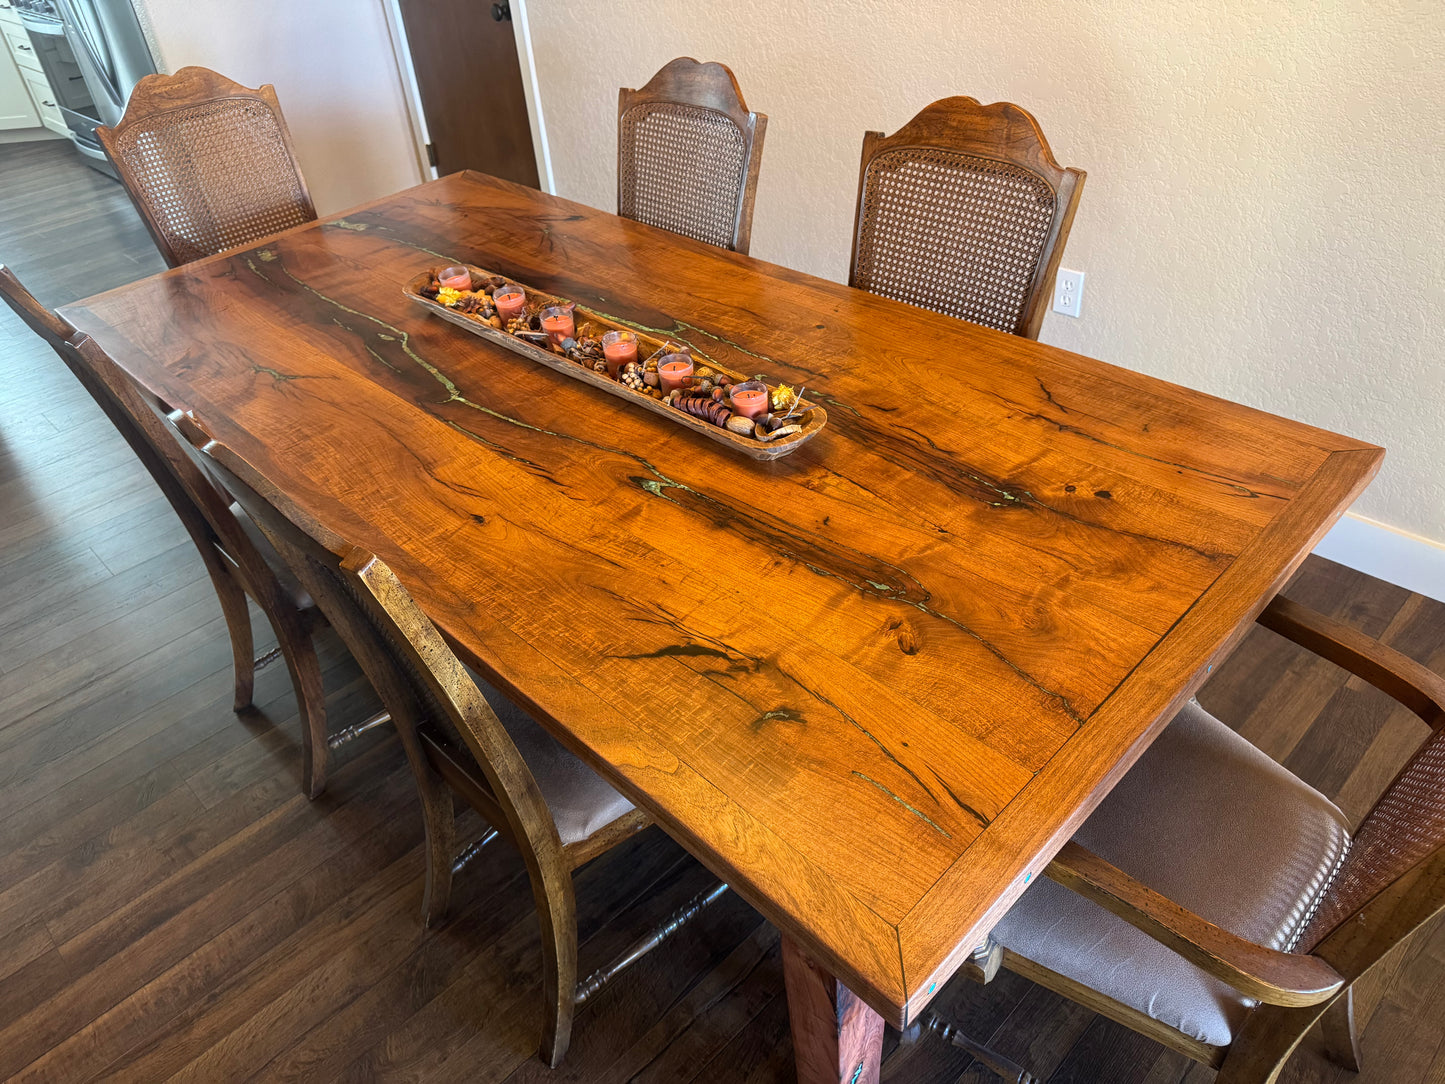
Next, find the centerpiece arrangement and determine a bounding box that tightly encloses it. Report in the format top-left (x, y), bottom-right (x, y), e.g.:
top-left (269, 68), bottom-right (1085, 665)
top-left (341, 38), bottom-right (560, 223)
top-left (404, 264), bottom-right (826, 461)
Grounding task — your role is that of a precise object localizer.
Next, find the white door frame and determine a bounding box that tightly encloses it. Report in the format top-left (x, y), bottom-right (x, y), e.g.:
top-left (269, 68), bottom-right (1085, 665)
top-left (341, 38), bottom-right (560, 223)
top-left (380, 0), bottom-right (554, 193)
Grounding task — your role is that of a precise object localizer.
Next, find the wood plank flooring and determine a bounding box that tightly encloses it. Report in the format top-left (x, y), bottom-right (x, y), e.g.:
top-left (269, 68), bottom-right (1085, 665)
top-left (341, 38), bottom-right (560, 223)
top-left (4, 137), bottom-right (1445, 1082)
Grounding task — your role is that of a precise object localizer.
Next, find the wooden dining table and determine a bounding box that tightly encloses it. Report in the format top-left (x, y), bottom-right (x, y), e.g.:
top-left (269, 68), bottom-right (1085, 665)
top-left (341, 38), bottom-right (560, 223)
top-left (61, 171), bottom-right (1381, 1083)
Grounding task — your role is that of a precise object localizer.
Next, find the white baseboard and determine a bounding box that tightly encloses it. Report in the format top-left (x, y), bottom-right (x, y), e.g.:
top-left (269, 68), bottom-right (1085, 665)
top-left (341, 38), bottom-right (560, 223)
top-left (1313, 512), bottom-right (1445, 603)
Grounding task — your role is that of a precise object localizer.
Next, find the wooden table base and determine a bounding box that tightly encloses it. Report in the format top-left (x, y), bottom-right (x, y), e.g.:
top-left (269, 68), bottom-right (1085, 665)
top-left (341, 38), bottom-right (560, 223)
top-left (782, 936), bottom-right (885, 1084)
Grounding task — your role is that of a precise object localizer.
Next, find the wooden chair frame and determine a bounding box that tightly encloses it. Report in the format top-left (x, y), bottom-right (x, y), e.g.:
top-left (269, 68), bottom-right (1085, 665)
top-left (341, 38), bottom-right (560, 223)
top-left (0, 265), bottom-right (332, 797)
top-left (185, 425), bottom-right (655, 1067)
top-left (96, 66), bottom-right (317, 268)
top-left (848, 96), bottom-right (1085, 340)
top-left (617, 57), bottom-right (767, 255)
top-left (973, 594), bottom-right (1445, 1083)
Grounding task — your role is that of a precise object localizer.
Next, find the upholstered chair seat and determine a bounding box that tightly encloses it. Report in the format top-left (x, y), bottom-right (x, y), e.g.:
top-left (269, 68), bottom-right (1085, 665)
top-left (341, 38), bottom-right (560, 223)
top-left (990, 700), bottom-right (1351, 1046)
top-left (457, 670), bottom-right (636, 846)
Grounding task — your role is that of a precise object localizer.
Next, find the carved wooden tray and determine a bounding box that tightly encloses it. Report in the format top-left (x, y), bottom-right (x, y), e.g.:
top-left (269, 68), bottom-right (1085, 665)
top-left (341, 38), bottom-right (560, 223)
top-left (403, 265), bottom-right (826, 461)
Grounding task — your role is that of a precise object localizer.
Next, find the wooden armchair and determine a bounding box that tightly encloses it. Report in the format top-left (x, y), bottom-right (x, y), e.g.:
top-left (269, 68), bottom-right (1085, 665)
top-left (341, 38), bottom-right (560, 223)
top-left (0, 265), bottom-right (335, 797)
top-left (849, 96), bottom-right (1085, 339)
top-left (186, 426), bottom-right (687, 1068)
top-left (953, 594), bottom-right (1445, 1083)
top-left (96, 66), bottom-right (316, 267)
top-left (618, 57), bottom-right (767, 254)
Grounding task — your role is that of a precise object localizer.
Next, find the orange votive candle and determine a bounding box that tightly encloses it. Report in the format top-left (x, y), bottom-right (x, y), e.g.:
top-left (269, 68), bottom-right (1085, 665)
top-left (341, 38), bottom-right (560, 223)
top-left (729, 380), bottom-right (769, 420)
top-left (601, 330), bottom-right (638, 378)
top-left (493, 286), bottom-right (527, 321)
top-left (438, 265), bottom-right (472, 291)
top-left (541, 306), bottom-right (576, 346)
top-left (658, 357), bottom-right (694, 394)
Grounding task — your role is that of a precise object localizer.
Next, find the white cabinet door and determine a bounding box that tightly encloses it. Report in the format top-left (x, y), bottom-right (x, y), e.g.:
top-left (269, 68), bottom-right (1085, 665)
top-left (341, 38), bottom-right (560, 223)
top-left (0, 39), bottom-right (38, 130)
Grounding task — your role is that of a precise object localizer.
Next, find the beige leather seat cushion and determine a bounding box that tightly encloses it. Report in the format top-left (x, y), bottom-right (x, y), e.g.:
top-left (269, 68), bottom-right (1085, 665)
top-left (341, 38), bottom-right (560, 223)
top-left (989, 700), bottom-right (1350, 1047)
top-left (464, 670), bottom-right (636, 847)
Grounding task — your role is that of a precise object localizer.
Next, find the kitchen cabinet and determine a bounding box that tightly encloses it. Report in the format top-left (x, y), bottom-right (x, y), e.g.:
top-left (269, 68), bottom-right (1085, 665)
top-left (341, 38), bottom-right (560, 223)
top-left (0, 34), bottom-right (39, 129)
top-left (0, 0), bottom-right (64, 135)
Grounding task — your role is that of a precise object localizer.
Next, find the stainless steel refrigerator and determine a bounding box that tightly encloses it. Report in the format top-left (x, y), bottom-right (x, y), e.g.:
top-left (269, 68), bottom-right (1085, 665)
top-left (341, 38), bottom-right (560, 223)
top-left (14, 0), bottom-right (155, 174)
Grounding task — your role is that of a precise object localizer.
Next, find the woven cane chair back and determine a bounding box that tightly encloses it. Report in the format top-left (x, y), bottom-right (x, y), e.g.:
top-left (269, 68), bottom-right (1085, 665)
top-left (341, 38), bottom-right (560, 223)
top-left (617, 57), bottom-right (767, 255)
top-left (190, 432), bottom-right (566, 856)
top-left (97, 66), bottom-right (317, 268)
top-left (1300, 724), bottom-right (1445, 953)
top-left (849, 97), bottom-right (1085, 340)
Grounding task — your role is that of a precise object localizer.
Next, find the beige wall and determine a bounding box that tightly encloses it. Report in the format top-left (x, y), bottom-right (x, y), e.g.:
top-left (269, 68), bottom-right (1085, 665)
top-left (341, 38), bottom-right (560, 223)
top-left (135, 0), bottom-right (424, 215)
top-left (527, 0), bottom-right (1445, 544)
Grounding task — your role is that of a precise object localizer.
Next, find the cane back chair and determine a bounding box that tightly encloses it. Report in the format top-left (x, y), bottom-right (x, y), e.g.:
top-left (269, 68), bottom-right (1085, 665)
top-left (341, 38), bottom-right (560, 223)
top-left (849, 96), bottom-right (1085, 340)
top-left (947, 594), bottom-right (1445, 1083)
top-left (97, 66), bottom-right (317, 268)
top-left (0, 265), bottom-right (334, 797)
top-left (617, 57), bottom-right (768, 255)
top-left (186, 425), bottom-right (658, 1068)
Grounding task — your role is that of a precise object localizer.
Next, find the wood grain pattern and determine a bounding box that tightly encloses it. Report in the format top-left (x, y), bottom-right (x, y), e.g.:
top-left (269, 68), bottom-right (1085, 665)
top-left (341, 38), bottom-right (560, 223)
top-left (781, 935), bottom-right (884, 1084)
top-left (60, 170), bottom-right (1382, 1032)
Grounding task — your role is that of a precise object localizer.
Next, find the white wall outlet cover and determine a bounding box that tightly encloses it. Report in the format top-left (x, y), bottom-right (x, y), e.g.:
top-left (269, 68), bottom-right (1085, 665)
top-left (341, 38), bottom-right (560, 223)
top-left (1053, 269), bottom-right (1085, 318)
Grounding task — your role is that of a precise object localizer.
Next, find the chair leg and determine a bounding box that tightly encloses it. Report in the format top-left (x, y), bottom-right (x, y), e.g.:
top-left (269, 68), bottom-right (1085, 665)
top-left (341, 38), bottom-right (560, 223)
top-left (209, 569), bottom-right (255, 712)
top-left (1321, 986), bottom-right (1362, 1072)
top-left (1214, 1001), bottom-right (1331, 1084)
top-left (535, 871), bottom-right (579, 1068)
top-left (392, 727), bottom-right (460, 927)
top-left (272, 616), bottom-right (328, 799)
top-left (420, 781), bottom-right (456, 927)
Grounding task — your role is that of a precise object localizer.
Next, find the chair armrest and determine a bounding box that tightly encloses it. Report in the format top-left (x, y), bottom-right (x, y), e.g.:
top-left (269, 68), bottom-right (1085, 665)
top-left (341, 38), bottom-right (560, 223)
top-left (1045, 841), bottom-right (1344, 1006)
top-left (1258, 595), bottom-right (1445, 729)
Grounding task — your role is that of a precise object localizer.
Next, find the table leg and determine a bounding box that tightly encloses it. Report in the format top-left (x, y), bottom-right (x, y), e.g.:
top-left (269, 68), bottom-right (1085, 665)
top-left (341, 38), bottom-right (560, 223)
top-left (781, 935), bottom-right (885, 1084)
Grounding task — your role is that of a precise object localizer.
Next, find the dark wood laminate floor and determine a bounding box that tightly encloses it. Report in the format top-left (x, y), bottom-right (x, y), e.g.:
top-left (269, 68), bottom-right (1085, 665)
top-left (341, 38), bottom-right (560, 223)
top-left (3, 137), bottom-right (1445, 1083)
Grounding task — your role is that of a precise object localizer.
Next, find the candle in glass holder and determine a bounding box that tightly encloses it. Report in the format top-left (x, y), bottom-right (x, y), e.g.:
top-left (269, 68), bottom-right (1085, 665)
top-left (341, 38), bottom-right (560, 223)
top-left (493, 286), bottom-right (527, 322)
top-left (601, 330), bottom-right (638, 378)
top-left (729, 379), bottom-right (769, 420)
top-left (438, 265), bottom-right (472, 291)
top-left (658, 357), bottom-right (694, 394)
top-left (540, 305), bottom-right (576, 347)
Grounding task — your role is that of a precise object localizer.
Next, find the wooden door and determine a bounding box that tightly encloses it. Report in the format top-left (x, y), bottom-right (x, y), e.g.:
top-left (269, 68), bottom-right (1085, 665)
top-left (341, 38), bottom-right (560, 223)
top-left (398, 0), bottom-right (540, 187)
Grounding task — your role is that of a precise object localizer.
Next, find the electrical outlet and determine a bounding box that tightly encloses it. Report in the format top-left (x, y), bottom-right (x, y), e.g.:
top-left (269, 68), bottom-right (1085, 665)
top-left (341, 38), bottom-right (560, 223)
top-left (1052, 269), bottom-right (1085, 318)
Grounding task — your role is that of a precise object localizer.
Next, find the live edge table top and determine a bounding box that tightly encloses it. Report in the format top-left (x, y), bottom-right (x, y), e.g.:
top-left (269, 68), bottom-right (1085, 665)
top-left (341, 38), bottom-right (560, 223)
top-left (62, 171), bottom-right (1382, 1028)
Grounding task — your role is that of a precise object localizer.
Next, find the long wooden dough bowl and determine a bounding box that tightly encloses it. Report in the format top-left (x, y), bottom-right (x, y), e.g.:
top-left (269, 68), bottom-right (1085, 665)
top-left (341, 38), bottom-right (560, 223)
top-left (403, 265), bottom-right (826, 461)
